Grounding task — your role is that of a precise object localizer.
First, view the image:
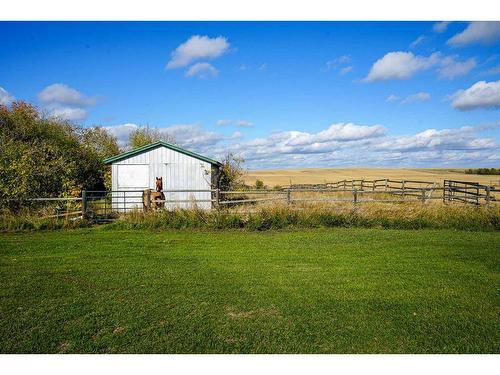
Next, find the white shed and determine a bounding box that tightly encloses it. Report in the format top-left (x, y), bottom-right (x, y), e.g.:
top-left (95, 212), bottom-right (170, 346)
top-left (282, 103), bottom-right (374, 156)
top-left (104, 141), bottom-right (221, 210)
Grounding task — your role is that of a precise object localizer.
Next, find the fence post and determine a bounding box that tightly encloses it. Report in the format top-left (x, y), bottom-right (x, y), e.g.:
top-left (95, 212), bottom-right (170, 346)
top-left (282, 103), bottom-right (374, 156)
top-left (215, 188), bottom-right (220, 208)
top-left (287, 188), bottom-right (291, 205)
top-left (353, 189), bottom-right (358, 204)
top-left (143, 189), bottom-right (151, 212)
top-left (421, 189), bottom-right (426, 203)
top-left (82, 190), bottom-right (88, 218)
top-left (485, 185), bottom-right (491, 205)
top-left (385, 179), bottom-right (388, 192)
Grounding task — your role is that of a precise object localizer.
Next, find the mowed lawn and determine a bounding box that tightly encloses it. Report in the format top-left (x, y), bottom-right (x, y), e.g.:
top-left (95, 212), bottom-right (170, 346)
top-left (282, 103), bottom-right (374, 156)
top-left (0, 228), bottom-right (498, 353)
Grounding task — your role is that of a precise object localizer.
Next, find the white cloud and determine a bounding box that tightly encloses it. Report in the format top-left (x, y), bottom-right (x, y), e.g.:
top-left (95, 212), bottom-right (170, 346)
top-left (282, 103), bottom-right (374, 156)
top-left (366, 51), bottom-right (476, 82)
top-left (364, 51), bottom-right (440, 82)
top-left (209, 122), bottom-right (498, 169)
top-left (375, 126), bottom-right (495, 152)
top-left (0, 86), bottom-right (15, 105)
top-left (448, 22), bottom-right (500, 46)
top-left (38, 83), bottom-right (99, 122)
top-left (400, 92), bottom-right (431, 104)
top-left (49, 106), bottom-right (87, 121)
top-left (323, 55), bottom-right (351, 72)
top-left (104, 123), bottom-right (139, 146)
top-left (410, 35), bottom-right (425, 48)
top-left (339, 66), bottom-right (353, 75)
top-left (166, 35), bottom-right (229, 69)
top-left (217, 119), bottom-right (254, 128)
top-left (105, 123), bottom-right (225, 151)
top-left (38, 83), bottom-right (97, 106)
top-left (185, 62), bottom-right (219, 79)
top-left (236, 120), bottom-right (254, 128)
top-left (451, 80), bottom-right (500, 111)
top-left (259, 63), bottom-right (268, 71)
top-left (386, 92), bottom-right (430, 104)
top-left (438, 56), bottom-right (476, 79)
top-left (433, 22), bottom-right (451, 33)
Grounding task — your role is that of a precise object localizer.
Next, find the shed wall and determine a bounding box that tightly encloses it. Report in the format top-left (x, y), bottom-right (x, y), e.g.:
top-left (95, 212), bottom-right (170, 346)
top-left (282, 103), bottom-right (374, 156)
top-left (111, 146), bottom-right (215, 210)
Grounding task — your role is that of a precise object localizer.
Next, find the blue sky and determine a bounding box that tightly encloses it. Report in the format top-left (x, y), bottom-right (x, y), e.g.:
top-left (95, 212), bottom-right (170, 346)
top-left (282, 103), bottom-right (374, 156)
top-left (1, 21), bottom-right (500, 168)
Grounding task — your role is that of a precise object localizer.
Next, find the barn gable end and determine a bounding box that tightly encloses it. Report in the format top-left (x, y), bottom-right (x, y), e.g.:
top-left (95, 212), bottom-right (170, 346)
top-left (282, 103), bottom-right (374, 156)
top-left (104, 141), bottom-right (221, 210)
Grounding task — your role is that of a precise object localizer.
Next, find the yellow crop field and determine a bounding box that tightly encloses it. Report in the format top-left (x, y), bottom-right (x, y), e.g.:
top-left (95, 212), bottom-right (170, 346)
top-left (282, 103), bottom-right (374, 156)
top-left (244, 168), bottom-right (500, 187)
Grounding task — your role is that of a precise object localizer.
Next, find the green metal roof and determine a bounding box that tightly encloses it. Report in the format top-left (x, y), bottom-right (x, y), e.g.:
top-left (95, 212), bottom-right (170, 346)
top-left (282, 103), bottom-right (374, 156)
top-left (103, 141), bottom-right (222, 166)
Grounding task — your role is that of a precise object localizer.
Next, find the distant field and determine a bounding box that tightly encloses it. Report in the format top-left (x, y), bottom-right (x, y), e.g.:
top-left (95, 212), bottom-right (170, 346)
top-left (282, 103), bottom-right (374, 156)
top-left (1, 228), bottom-right (499, 353)
top-left (244, 168), bottom-right (500, 187)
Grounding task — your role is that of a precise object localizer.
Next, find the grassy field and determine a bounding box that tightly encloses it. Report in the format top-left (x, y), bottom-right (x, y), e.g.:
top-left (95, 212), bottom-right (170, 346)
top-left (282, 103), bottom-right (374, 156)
top-left (244, 168), bottom-right (500, 187)
top-left (1, 228), bottom-right (498, 353)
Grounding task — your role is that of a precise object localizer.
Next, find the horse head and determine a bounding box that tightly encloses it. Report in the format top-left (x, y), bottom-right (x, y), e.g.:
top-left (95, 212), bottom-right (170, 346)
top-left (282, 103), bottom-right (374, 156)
top-left (155, 177), bottom-right (163, 192)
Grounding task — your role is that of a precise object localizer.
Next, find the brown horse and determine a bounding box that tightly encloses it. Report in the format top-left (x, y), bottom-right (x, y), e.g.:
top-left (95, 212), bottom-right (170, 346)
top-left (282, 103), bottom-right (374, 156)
top-left (151, 177), bottom-right (165, 209)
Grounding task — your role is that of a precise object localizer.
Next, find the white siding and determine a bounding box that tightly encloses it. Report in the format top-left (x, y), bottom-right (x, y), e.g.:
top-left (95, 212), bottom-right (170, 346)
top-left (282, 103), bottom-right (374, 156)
top-left (111, 146), bottom-right (214, 210)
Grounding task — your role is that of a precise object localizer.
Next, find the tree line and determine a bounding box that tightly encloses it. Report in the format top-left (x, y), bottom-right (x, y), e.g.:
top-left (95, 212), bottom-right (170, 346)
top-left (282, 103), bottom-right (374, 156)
top-left (0, 101), bottom-right (244, 202)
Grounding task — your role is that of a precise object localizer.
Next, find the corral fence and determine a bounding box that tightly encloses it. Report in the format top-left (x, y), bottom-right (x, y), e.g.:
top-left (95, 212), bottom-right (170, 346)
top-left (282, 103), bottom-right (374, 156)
top-left (2, 178), bottom-right (498, 221)
top-left (443, 180), bottom-right (499, 205)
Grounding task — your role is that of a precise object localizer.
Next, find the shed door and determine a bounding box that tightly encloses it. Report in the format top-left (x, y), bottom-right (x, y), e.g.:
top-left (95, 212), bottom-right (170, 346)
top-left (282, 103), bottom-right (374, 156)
top-left (117, 164), bottom-right (149, 189)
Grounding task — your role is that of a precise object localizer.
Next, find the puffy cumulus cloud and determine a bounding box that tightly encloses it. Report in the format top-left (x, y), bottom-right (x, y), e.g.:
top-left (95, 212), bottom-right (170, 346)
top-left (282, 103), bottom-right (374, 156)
top-left (38, 83), bottom-right (97, 106)
top-left (105, 123), bottom-right (225, 151)
top-left (185, 63), bottom-right (219, 79)
top-left (0, 86), bottom-right (15, 105)
top-left (166, 35), bottom-right (229, 69)
top-left (374, 126), bottom-right (496, 152)
top-left (448, 21), bottom-right (500, 46)
top-left (433, 21), bottom-right (451, 33)
top-left (366, 51), bottom-right (476, 82)
top-left (451, 80), bottom-right (500, 111)
top-left (49, 107), bottom-right (87, 121)
top-left (438, 56), bottom-right (476, 79)
top-left (364, 52), bottom-right (440, 82)
top-left (38, 83), bottom-right (99, 122)
top-left (210, 122), bottom-right (498, 169)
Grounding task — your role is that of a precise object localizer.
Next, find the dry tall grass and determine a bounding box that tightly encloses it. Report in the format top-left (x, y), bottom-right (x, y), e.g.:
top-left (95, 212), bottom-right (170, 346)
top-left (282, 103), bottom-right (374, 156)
top-left (106, 201), bottom-right (500, 231)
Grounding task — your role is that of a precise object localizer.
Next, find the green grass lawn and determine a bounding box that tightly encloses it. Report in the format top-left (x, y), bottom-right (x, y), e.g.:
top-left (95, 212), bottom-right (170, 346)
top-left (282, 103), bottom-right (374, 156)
top-left (0, 228), bottom-right (498, 353)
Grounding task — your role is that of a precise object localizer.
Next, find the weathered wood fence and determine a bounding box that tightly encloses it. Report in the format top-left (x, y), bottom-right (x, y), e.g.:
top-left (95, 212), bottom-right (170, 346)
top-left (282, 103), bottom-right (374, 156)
top-left (2, 178), bottom-right (498, 220)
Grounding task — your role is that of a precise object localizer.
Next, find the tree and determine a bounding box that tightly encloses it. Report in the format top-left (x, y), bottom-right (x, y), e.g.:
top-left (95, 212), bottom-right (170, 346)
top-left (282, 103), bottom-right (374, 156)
top-left (254, 179), bottom-right (265, 190)
top-left (80, 127), bottom-right (121, 190)
top-left (81, 127), bottom-right (120, 160)
top-left (0, 101), bottom-right (110, 203)
top-left (219, 152), bottom-right (246, 191)
top-left (128, 126), bottom-right (176, 149)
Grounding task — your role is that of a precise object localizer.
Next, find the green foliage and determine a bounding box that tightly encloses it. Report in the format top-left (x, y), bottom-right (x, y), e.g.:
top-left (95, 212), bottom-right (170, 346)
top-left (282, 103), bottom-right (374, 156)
top-left (464, 168), bottom-right (500, 175)
top-left (128, 126), bottom-right (176, 149)
top-left (219, 152), bottom-right (246, 191)
top-left (254, 179), bottom-right (265, 190)
top-left (0, 102), bottom-right (120, 203)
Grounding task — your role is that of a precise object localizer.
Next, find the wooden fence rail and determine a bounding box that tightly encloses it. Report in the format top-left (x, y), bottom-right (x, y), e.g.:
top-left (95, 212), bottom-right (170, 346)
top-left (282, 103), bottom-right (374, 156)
top-left (2, 179), bottom-right (497, 220)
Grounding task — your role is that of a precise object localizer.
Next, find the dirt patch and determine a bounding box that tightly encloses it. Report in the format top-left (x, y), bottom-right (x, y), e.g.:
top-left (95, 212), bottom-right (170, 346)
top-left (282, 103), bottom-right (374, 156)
top-left (58, 341), bottom-right (70, 353)
top-left (225, 306), bottom-right (281, 320)
top-left (113, 326), bottom-right (127, 334)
